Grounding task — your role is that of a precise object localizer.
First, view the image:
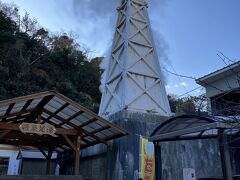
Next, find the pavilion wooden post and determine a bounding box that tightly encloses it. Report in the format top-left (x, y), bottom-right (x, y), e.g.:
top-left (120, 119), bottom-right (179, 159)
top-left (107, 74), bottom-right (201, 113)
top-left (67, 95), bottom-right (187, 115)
top-left (62, 135), bottom-right (81, 175)
top-left (74, 136), bottom-right (81, 175)
top-left (46, 147), bottom-right (53, 175)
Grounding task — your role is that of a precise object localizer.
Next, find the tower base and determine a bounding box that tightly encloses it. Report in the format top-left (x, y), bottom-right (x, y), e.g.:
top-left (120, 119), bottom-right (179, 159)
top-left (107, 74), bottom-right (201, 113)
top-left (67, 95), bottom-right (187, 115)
top-left (80, 110), bottom-right (222, 180)
top-left (106, 110), bottom-right (167, 180)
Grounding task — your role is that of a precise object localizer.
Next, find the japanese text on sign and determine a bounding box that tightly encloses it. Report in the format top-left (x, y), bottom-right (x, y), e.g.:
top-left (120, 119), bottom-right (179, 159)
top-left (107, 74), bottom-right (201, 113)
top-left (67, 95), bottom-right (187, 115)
top-left (19, 123), bottom-right (56, 136)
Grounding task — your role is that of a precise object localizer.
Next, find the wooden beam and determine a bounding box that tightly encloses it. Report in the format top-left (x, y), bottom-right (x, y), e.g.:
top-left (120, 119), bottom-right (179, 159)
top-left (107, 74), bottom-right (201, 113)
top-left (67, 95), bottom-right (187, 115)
top-left (0, 139), bottom-right (58, 147)
top-left (43, 109), bottom-right (108, 145)
top-left (14, 99), bottom-right (33, 122)
top-left (46, 147), bottom-right (53, 175)
top-left (2, 103), bottom-right (15, 121)
top-left (0, 91), bottom-right (55, 106)
top-left (62, 134), bottom-right (76, 151)
top-left (81, 133), bottom-right (124, 149)
top-left (57, 144), bottom-right (69, 152)
top-left (0, 122), bottom-right (82, 136)
top-left (58, 110), bottom-right (84, 126)
top-left (54, 92), bottom-right (127, 135)
top-left (21, 99), bottom-right (33, 111)
top-left (5, 103), bottom-right (15, 113)
top-left (7, 114), bottom-right (31, 123)
top-left (37, 146), bottom-right (48, 159)
top-left (26, 95), bottom-right (54, 123)
top-left (42, 109), bottom-right (76, 127)
top-left (0, 130), bottom-right (11, 138)
top-left (44, 103), bottom-right (69, 123)
top-left (82, 125), bottom-right (110, 137)
top-left (78, 118), bottom-right (97, 128)
top-left (81, 138), bottom-right (91, 144)
top-left (41, 117), bottom-right (83, 136)
top-left (74, 136), bottom-right (81, 175)
top-left (4, 133), bottom-right (63, 144)
top-left (0, 108), bottom-right (37, 120)
top-left (37, 95), bottom-right (54, 109)
top-left (43, 109), bottom-right (83, 130)
top-left (55, 127), bottom-right (82, 136)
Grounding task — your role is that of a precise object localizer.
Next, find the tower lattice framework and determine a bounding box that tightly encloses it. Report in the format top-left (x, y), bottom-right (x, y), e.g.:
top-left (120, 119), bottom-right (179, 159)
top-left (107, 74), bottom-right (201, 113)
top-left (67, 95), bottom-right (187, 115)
top-left (99, 0), bottom-right (171, 117)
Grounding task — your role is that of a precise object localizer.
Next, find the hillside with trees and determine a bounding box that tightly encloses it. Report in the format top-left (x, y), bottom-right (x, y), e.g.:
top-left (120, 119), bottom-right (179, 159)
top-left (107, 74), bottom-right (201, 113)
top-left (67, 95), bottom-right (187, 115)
top-left (0, 2), bottom-right (103, 112)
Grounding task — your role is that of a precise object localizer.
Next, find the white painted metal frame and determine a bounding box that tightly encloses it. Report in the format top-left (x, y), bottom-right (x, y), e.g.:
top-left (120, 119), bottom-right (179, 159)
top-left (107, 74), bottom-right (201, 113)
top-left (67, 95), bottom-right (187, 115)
top-left (99, 0), bottom-right (171, 117)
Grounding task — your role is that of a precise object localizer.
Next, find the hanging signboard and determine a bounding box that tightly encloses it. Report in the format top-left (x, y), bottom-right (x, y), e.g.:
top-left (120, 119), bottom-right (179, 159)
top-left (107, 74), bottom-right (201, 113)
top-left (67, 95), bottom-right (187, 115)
top-left (140, 137), bottom-right (155, 180)
top-left (19, 123), bottom-right (56, 136)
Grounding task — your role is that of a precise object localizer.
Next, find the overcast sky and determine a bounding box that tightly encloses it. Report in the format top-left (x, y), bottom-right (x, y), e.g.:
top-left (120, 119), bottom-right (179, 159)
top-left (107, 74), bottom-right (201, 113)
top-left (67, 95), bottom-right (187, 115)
top-left (2, 0), bottom-right (240, 97)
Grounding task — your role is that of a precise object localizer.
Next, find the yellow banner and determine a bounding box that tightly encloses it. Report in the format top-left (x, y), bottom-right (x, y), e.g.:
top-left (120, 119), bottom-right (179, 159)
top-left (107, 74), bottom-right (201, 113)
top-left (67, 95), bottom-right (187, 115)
top-left (141, 138), bottom-right (155, 180)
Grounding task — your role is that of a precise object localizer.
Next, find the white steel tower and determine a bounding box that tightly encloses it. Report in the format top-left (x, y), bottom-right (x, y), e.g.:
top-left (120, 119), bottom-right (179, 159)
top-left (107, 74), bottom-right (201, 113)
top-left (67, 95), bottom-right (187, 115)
top-left (99, 0), bottom-right (171, 117)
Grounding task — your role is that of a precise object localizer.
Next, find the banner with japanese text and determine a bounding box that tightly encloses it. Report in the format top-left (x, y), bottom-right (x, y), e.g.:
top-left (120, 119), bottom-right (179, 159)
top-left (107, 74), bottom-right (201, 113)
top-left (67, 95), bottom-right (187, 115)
top-left (141, 137), bottom-right (155, 180)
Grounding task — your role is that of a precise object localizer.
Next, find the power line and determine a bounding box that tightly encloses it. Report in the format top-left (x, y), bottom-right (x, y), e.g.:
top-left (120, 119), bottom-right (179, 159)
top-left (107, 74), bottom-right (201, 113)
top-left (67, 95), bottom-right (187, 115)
top-left (218, 52), bottom-right (236, 64)
top-left (163, 67), bottom-right (225, 94)
top-left (177, 86), bottom-right (202, 98)
top-left (162, 66), bottom-right (196, 80)
top-left (163, 66), bottom-right (203, 98)
top-left (166, 64), bottom-right (192, 96)
top-left (217, 52), bottom-right (240, 81)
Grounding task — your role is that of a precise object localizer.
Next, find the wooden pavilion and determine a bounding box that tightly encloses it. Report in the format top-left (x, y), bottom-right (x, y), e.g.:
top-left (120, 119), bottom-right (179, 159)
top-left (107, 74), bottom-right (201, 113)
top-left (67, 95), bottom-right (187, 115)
top-left (0, 91), bottom-right (127, 175)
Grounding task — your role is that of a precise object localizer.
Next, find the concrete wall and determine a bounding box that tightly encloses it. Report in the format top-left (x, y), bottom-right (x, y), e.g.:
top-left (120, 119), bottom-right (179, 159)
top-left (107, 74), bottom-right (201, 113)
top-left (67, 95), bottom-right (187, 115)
top-left (160, 140), bottom-right (222, 180)
top-left (80, 153), bottom-right (107, 180)
top-left (79, 110), bottom-right (222, 180)
top-left (106, 110), bottom-right (168, 180)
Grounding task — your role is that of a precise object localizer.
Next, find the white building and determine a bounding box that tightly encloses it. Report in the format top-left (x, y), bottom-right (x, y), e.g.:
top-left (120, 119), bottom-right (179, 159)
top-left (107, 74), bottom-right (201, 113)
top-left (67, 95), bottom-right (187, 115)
top-left (196, 61), bottom-right (240, 115)
top-left (0, 145), bottom-right (19, 175)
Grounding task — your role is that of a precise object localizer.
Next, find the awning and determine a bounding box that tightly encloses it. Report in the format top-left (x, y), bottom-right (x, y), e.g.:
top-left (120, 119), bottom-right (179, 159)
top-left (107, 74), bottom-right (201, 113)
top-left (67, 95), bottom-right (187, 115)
top-left (149, 115), bottom-right (240, 142)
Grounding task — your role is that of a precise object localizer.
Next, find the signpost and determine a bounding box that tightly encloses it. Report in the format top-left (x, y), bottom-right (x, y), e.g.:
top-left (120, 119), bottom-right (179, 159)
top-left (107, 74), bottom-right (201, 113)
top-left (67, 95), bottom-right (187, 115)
top-left (19, 123), bottom-right (56, 136)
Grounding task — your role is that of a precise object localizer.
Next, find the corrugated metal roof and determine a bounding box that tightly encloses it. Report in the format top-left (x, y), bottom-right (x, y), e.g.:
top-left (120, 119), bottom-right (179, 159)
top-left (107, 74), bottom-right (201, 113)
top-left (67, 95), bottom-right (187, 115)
top-left (0, 91), bottom-right (127, 152)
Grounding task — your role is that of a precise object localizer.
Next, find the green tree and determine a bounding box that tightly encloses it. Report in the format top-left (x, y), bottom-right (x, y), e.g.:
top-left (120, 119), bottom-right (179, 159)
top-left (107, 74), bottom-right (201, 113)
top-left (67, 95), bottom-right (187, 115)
top-left (168, 95), bottom-right (207, 116)
top-left (0, 2), bottom-right (103, 112)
